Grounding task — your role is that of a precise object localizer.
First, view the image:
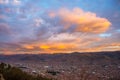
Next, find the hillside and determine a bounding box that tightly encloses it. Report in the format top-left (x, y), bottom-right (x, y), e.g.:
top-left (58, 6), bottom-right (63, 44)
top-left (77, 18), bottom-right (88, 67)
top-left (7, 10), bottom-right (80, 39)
top-left (0, 63), bottom-right (53, 80)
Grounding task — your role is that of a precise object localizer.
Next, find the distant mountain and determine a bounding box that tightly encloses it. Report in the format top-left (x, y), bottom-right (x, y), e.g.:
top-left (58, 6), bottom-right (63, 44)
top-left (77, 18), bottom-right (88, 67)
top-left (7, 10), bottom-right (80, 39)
top-left (0, 51), bottom-right (120, 65)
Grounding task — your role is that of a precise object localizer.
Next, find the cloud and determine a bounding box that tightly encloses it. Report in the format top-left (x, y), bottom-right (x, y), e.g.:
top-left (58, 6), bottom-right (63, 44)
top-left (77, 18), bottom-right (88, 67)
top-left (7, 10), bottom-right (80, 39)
top-left (0, 2), bottom-right (118, 54)
top-left (0, 23), bottom-right (18, 43)
top-left (13, 0), bottom-right (21, 5)
top-left (0, 15), bottom-right (8, 20)
top-left (90, 43), bottom-right (120, 52)
top-left (34, 18), bottom-right (45, 27)
top-left (48, 33), bottom-right (78, 42)
top-left (0, 0), bottom-right (9, 4)
top-left (17, 33), bottom-right (103, 53)
top-left (49, 8), bottom-right (111, 34)
top-left (0, 23), bottom-right (11, 35)
top-left (0, 33), bottom-right (119, 54)
top-left (0, 0), bottom-right (21, 5)
top-left (39, 43), bottom-right (78, 53)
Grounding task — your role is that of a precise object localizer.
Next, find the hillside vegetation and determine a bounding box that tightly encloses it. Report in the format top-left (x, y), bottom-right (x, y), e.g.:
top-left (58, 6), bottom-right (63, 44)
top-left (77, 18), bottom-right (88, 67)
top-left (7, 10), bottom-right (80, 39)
top-left (0, 63), bottom-right (53, 80)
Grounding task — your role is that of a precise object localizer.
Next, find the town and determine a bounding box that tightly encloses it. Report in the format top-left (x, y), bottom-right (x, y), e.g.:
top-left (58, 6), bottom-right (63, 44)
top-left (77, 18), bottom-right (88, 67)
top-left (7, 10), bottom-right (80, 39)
top-left (1, 51), bottom-right (120, 80)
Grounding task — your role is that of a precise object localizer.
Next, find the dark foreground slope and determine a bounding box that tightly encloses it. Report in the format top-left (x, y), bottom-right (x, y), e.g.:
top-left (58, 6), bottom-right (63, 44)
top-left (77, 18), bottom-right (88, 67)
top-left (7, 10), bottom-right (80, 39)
top-left (0, 63), bottom-right (53, 80)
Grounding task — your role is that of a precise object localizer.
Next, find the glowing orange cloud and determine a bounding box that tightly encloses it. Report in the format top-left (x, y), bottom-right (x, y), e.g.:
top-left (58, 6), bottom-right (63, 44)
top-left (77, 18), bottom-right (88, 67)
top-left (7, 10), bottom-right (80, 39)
top-left (40, 45), bottom-right (50, 50)
top-left (49, 11), bottom-right (56, 18)
top-left (49, 8), bottom-right (111, 34)
top-left (40, 43), bottom-right (77, 51)
top-left (1, 41), bottom-right (120, 54)
top-left (23, 45), bottom-right (34, 49)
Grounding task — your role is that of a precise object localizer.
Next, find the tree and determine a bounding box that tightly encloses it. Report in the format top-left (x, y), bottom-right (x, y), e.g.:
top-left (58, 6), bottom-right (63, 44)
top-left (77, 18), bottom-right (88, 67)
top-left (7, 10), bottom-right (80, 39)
top-left (0, 63), bottom-right (54, 80)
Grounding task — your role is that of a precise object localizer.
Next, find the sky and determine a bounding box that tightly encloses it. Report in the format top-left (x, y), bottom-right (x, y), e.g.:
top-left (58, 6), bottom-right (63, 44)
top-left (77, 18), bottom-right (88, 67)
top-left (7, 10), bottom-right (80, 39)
top-left (0, 0), bottom-right (120, 54)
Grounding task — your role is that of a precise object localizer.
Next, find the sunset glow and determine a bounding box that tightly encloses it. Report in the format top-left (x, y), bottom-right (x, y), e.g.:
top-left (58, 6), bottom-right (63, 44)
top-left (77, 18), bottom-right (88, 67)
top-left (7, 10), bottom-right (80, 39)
top-left (0, 0), bottom-right (120, 54)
